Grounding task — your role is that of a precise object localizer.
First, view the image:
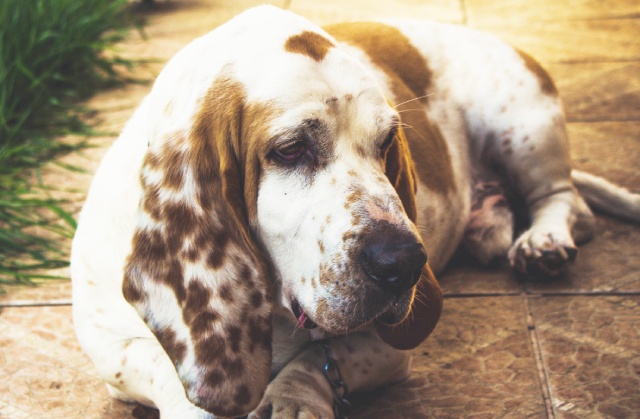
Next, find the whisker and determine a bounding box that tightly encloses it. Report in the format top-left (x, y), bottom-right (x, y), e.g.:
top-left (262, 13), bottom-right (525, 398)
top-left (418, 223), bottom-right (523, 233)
top-left (396, 108), bottom-right (426, 115)
top-left (392, 93), bottom-right (434, 108)
top-left (400, 121), bottom-right (430, 145)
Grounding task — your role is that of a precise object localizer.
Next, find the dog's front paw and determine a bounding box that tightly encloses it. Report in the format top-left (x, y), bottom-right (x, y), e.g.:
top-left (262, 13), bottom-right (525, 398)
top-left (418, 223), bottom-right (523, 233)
top-left (248, 363), bottom-right (334, 419)
top-left (248, 394), bottom-right (334, 419)
top-left (508, 229), bottom-right (577, 276)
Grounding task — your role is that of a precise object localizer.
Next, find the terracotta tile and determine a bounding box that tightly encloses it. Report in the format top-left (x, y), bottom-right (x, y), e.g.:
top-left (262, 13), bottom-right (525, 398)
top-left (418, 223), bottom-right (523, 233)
top-left (524, 215), bottom-right (640, 294)
top-left (468, 18), bottom-right (640, 63)
top-left (568, 122), bottom-right (640, 190)
top-left (548, 62), bottom-right (640, 121)
top-left (121, 0), bottom-right (290, 62)
top-left (0, 299), bottom-right (546, 418)
top-left (290, 0), bottom-right (464, 24)
top-left (438, 250), bottom-right (522, 296)
top-left (466, 0), bottom-right (640, 22)
top-left (0, 306), bottom-right (134, 418)
top-left (351, 297), bottom-right (546, 418)
top-left (530, 296), bottom-right (640, 418)
top-left (0, 281), bottom-right (72, 307)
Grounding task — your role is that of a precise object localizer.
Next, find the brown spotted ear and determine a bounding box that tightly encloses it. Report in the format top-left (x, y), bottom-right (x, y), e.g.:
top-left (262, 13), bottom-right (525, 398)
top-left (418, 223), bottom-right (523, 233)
top-left (377, 125), bottom-right (444, 350)
top-left (122, 77), bottom-right (273, 417)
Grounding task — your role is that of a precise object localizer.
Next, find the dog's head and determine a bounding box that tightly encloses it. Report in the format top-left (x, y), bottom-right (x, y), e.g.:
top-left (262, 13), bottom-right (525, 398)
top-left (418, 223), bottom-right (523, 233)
top-left (123, 6), bottom-right (442, 416)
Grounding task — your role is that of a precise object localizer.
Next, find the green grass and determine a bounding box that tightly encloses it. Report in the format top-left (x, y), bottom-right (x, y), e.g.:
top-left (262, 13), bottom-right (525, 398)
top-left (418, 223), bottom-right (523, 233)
top-left (0, 0), bottom-right (142, 287)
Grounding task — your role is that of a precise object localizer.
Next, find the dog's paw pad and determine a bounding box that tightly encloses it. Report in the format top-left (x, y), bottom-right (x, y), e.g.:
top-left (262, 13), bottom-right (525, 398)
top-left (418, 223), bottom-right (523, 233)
top-left (509, 231), bottom-right (577, 277)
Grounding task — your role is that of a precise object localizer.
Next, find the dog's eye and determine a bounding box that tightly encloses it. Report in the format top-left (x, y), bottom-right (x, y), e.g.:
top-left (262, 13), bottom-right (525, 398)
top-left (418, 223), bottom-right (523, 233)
top-left (275, 142), bottom-right (306, 162)
top-left (380, 128), bottom-right (397, 156)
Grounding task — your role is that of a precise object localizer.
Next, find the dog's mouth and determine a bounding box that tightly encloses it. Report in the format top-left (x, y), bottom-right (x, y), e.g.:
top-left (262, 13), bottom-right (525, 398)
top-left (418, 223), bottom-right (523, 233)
top-left (374, 296), bottom-right (412, 326)
top-left (290, 299), bottom-right (318, 329)
top-left (289, 290), bottom-right (413, 332)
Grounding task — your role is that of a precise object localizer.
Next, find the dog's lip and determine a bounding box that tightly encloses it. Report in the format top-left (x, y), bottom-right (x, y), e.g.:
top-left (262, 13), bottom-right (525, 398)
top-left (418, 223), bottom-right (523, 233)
top-left (373, 291), bottom-right (414, 326)
top-left (290, 299), bottom-right (318, 329)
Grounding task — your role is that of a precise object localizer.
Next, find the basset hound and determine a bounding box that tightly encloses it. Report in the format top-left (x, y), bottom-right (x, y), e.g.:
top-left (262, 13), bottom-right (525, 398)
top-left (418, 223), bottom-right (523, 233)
top-left (71, 6), bottom-right (640, 418)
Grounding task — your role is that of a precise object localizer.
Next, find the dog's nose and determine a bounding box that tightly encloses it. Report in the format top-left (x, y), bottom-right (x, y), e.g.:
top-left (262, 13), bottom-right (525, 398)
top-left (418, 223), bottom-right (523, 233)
top-left (361, 238), bottom-right (427, 294)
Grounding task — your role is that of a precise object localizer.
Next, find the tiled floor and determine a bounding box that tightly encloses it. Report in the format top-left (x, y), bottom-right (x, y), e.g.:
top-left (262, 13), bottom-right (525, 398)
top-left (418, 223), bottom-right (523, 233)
top-left (1, 0), bottom-right (638, 418)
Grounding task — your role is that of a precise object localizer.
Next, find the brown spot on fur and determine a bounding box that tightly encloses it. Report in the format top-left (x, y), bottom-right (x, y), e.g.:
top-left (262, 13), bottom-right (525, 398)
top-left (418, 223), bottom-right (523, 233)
top-left (345, 188), bottom-right (364, 209)
top-left (122, 279), bottom-right (143, 303)
top-left (206, 248), bottom-right (226, 269)
top-left (250, 290), bottom-right (263, 308)
top-left (183, 281), bottom-right (212, 324)
top-left (318, 240), bottom-right (325, 254)
top-left (221, 356), bottom-right (245, 379)
top-left (141, 183), bottom-right (162, 220)
top-left (164, 202), bottom-right (197, 243)
top-left (194, 334), bottom-right (225, 366)
top-left (205, 369), bottom-right (224, 387)
top-left (516, 49), bottom-right (558, 96)
top-left (226, 326), bottom-right (242, 352)
top-left (247, 316), bottom-right (271, 352)
top-left (161, 144), bottom-right (186, 190)
top-left (191, 311), bottom-right (220, 336)
top-left (326, 22), bottom-right (456, 196)
top-left (156, 327), bottom-right (187, 366)
top-left (284, 31), bottom-right (334, 62)
top-left (234, 384), bottom-right (252, 407)
top-left (219, 284), bottom-right (235, 302)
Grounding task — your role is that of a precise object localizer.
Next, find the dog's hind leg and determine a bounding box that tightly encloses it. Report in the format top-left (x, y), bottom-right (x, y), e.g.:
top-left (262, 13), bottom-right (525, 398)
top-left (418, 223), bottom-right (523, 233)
top-left (494, 113), bottom-right (596, 276)
top-left (462, 181), bottom-right (514, 265)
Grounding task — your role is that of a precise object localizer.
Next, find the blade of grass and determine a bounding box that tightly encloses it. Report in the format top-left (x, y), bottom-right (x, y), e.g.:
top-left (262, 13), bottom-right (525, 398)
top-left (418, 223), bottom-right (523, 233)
top-left (0, 0), bottom-right (145, 286)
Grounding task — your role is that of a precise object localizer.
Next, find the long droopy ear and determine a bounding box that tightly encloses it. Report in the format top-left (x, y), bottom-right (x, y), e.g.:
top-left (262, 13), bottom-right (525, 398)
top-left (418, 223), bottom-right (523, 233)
top-left (376, 126), bottom-right (444, 350)
top-left (122, 77), bottom-right (273, 417)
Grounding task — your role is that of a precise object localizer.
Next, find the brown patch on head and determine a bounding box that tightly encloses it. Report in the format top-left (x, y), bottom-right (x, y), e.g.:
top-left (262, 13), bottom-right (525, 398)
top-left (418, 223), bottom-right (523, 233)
top-left (284, 30), bottom-right (335, 62)
top-left (325, 22), bottom-right (456, 195)
top-left (325, 22), bottom-right (430, 102)
top-left (516, 49), bottom-right (557, 96)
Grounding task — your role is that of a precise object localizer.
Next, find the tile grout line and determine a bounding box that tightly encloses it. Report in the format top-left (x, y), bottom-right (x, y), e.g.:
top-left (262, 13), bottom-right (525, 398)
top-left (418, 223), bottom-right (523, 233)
top-left (523, 294), bottom-right (556, 419)
top-left (0, 300), bottom-right (72, 308)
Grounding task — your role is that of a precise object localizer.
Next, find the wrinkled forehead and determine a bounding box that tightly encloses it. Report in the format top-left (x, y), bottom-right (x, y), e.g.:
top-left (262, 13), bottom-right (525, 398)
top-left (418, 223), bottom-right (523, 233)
top-left (224, 7), bottom-right (397, 136)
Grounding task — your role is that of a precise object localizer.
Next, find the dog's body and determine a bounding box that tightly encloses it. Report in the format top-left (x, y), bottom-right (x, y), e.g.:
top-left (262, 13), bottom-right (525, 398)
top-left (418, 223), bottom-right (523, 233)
top-left (71, 6), bottom-right (640, 418)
